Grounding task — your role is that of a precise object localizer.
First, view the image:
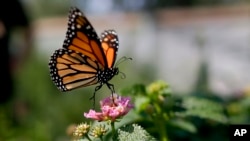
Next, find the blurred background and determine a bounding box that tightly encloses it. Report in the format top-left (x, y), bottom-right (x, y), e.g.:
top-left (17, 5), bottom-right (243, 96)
top-left (0, 0), bottom-right (250, 140)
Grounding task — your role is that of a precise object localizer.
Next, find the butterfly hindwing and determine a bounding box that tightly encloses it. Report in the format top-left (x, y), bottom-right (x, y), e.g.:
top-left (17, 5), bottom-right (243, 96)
top-left (100, 30), bottom-right (119, 68)
top-left (63, 7), bottom-right (108, 69)
top-left (49, 48), bottom-right (101, 91)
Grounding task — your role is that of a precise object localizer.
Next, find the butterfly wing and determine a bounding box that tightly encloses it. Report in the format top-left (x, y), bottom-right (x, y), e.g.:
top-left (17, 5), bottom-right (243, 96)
top-left (49, 48), bottom-right (102, 91)
top-left (48, 7), bottom-right (120, 92)
top-left (100, 30), bottom-right (119, 68)
top-left (63, 7), bottom-right (108, 69)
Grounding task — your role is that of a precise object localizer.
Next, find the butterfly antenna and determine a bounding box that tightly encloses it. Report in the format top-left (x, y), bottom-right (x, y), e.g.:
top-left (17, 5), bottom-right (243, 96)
top-left (119, 71), bottom-right (126, 79)
top-left (115, 56), bottom-right (132, 67)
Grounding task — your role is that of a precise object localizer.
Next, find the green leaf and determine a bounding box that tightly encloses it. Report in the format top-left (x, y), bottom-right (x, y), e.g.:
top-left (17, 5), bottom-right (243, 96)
top-left (177, 96), bottom-right (228, 124)
top-left (117, 124), bottom-right (156, 141)
top-left (170, 119), bottom-right (197, 133)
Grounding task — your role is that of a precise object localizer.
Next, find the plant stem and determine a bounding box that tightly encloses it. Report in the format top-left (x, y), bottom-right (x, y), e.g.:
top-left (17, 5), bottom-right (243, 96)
top-left (100, 136), bottom-right (103, 141)
top-left (85, 134), bottom-right (92, 141)
top-left (111, 121), bottom-right (116, 140)
top-left (153, 103), bottom-right (169, 141)
top-left (155, 115), bottom-right (168, 141)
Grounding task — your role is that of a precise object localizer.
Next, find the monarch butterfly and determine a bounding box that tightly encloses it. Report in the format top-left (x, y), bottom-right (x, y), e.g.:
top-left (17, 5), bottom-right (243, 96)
top-left (48, 7), bottom-right (129, 102)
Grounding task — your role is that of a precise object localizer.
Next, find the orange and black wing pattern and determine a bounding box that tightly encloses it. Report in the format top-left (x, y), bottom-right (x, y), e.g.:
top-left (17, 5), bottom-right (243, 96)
top-left (49, 48), bottom-right (102, 91)
top-left (100, 30), bottom-right (119, 68)
top-left (48, 7), bottom-right (119, 92)
top-left (62, 7), bottom-right (108, 69)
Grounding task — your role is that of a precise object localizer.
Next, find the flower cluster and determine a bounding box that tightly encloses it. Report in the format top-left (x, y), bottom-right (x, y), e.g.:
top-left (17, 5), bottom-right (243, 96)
top-left (84, 94), bottom-right (134, 122)
top-left (72, 122), bottom-right (90, 138)
top-left (89, 124), bottom-right (108, 138)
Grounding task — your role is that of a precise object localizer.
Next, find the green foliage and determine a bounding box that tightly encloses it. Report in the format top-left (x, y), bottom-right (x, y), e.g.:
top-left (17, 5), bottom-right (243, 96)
top-left (226, 95), bottom-right (250, 124)
top-left (120, 80), bottom-right (231, 141)
top-left (177, 96), bottom-right (228, 123)
top-left (169, 119), bottom-right (197, 133)
top-left (0, 52), bottom-right (96, 141)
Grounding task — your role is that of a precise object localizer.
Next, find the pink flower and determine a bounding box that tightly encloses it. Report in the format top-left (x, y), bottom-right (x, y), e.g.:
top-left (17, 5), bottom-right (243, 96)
top-left (84, 94), bottom-right (134, 122)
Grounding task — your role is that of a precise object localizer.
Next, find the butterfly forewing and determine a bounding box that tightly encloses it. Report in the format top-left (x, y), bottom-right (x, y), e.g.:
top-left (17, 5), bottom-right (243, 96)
top-left (63, 7), bottom-right (108, 69)
top-left (101, 30), bottom-right (119, 68)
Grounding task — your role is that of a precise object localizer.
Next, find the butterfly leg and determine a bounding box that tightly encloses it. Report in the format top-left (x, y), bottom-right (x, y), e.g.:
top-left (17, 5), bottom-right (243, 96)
top-left (106, 83), bottom-right (116, 103)
top-left (89, 84), bottom-right (103, 108)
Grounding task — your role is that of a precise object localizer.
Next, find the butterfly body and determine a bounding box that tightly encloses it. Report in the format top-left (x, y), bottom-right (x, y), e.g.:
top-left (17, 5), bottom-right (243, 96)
top-left (48, 7), bottom-right (121, 98)
top-left (97, 68), bottom-right (119, 84)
